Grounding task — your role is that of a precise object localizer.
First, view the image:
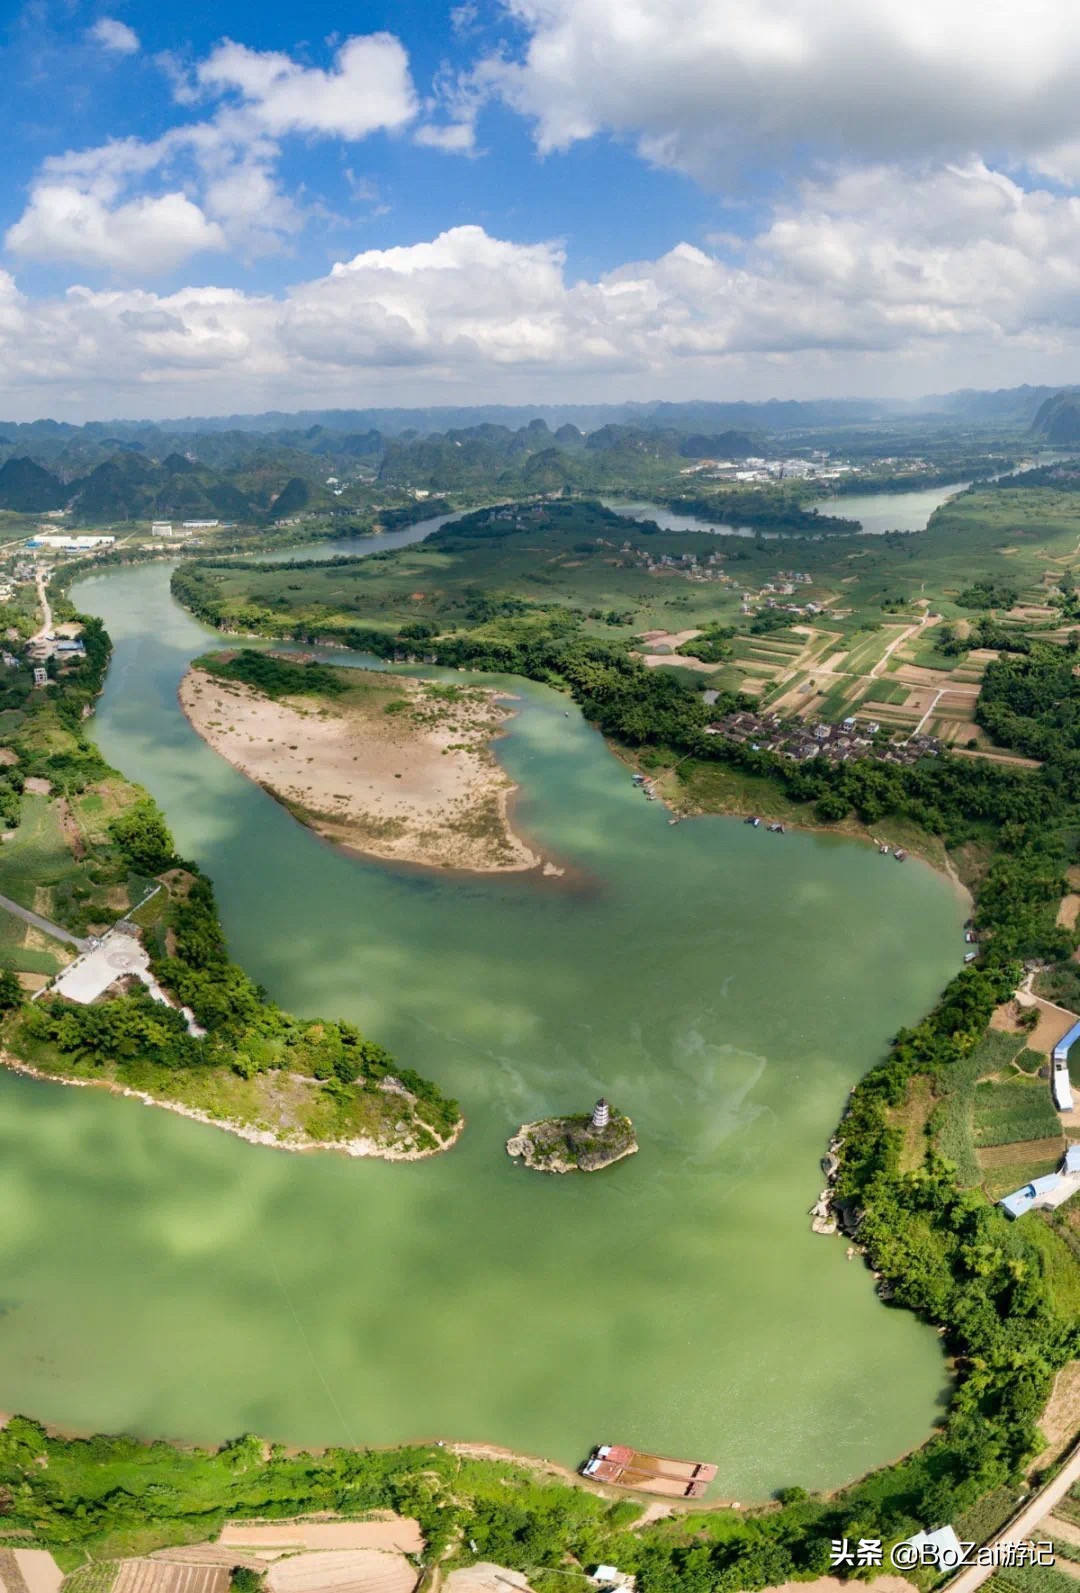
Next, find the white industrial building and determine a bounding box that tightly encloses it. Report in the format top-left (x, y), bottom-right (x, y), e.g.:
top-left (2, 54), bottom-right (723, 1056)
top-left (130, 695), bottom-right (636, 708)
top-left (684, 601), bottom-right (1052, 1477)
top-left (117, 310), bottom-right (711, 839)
top-left (27, 534), bottom-right (116, 552)
top-left (1052, 1020), bottom-right (1080, 1111)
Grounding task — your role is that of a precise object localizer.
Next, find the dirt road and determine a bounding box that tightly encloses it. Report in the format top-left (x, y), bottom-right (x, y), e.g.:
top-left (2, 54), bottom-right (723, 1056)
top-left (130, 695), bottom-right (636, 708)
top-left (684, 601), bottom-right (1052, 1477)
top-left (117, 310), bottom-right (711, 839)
top-left (946, 1439), bottom-right (1080, 1593)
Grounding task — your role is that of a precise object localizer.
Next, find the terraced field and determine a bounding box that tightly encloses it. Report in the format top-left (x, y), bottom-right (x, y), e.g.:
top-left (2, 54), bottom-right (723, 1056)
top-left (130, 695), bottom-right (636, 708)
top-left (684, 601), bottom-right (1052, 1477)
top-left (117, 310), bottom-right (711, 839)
top-left (111, 1564), bottom-right (227, 1593)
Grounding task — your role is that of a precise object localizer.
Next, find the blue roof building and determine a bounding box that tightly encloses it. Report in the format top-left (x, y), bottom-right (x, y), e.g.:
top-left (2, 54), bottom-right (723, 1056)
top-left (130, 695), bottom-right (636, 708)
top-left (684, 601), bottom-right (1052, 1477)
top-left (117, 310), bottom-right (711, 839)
top-left (999, 1173), bottom-right (1064, 1219)
top-left (1065, 1145), bottom-right (1080, 1174)
top-left (1054, 1021), bottom-right (1080, 1063)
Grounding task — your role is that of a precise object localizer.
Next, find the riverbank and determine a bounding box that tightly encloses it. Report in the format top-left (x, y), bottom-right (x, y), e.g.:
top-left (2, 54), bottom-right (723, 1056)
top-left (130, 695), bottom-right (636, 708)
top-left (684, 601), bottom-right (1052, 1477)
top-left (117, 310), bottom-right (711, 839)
top-left (179, 655), bottom-right (553, 875)
top-left (645, 753), bottom-right (977, 906)
top-left (0, 1048), bottom-right (463, 1160)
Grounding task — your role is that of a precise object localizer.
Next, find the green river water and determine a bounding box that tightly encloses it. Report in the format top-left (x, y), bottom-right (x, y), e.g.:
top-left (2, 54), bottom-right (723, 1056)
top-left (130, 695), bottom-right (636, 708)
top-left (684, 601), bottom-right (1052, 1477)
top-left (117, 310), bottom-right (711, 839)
top-left (0, 524), bottom-right (967, 1498)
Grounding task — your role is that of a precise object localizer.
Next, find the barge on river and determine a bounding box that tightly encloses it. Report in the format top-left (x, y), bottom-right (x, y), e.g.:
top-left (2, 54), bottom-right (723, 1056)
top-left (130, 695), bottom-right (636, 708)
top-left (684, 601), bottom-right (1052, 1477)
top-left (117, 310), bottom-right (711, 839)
top-left (582, 1444), bottom-right (717, 1498)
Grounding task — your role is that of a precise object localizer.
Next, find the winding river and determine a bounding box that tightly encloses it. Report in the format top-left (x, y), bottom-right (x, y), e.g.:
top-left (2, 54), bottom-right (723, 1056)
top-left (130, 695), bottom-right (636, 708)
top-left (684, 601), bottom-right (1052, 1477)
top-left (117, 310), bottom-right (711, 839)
top-left (603, 481), bottom-right (970, 538)
top-left (0, 506), bottom-right (967, 1498)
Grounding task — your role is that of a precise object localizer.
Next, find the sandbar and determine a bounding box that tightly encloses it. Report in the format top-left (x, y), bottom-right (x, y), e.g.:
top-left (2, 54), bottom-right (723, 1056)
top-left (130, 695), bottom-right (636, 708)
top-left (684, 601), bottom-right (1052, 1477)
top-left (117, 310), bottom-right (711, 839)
top-left (179, 662), bottom-right (550, 874)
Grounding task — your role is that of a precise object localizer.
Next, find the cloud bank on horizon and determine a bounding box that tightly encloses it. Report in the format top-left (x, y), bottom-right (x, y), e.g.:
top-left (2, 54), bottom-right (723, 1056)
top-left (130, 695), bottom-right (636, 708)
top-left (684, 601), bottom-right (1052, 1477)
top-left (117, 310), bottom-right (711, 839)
top-left (3, 0), bottom-right (1080, 418)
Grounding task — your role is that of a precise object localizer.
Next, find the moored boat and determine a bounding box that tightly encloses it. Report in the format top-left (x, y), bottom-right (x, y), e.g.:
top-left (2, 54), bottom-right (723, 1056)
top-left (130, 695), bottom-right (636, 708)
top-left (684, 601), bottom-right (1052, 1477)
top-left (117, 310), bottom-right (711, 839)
top-left (582, 1444), bottom-right (718, 1498)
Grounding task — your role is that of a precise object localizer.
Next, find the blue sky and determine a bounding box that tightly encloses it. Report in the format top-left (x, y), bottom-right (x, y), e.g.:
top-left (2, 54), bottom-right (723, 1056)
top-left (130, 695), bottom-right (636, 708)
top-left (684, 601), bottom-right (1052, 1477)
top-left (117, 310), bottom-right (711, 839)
top-left (3, 0), bottom-right (723, 298)
top-left (4, 0), bottom-right (1080, 419)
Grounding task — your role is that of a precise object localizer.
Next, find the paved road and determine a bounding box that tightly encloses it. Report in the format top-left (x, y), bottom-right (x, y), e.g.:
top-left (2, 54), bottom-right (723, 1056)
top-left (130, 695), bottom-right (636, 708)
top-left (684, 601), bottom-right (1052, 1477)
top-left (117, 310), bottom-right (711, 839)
top-left (0, 891), bottom-right (88, 950)
top-left (947, 1437), bottom-right (1080, 1593)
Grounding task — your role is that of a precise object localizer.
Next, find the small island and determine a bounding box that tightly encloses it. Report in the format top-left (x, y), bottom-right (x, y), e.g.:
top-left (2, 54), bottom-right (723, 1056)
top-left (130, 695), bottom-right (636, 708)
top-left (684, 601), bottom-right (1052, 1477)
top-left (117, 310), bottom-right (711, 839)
top-left (507, 1097), bottom-right (638, 1173)
top-left (179, 649), bottom-right (554, 876)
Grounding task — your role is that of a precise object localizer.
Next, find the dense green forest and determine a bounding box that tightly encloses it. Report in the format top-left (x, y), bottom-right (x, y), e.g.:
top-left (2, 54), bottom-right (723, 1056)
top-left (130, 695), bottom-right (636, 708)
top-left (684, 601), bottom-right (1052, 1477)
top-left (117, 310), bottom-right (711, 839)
top-left (977, 645), bottom-right (1080, 760)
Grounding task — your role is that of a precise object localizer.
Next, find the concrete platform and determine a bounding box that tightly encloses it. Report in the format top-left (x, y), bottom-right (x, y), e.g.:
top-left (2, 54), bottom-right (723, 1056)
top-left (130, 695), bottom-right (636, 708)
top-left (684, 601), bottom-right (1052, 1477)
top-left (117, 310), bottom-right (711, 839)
top-left (52, 932), bottom-right (148, 1004)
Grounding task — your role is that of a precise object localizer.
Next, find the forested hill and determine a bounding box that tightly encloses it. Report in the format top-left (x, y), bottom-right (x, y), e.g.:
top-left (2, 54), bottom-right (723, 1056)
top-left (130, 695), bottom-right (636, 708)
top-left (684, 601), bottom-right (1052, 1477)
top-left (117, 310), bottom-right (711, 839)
top-left (0, 449), bottom-right (350, 524)
top-left (1033, 389), bottom-right (1080, 443)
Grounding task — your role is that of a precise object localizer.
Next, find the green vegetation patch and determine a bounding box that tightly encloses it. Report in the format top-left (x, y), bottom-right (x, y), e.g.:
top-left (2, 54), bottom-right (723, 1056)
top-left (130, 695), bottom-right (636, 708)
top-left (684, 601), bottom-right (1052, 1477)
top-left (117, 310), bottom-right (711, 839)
top-left (952, 1485), bottom-right (1023, 1547)
top-left (195, 649), bottom-right (346, 698)
top-left (987, 1566), bottom-right (1080, 1593)
top-left (908, 640), bottom-right (963, 671)
top-left (1024, 1216), bottom-right (1080, 1317)
top-left (0, 944), bottom-right (61, 976)
top-left (59, 1563), bottom-right (120, 1593)
top-left (972, 1075), bottom-right (1061, 1148)
top-left (844, 629), bottom-right (898, 675)
top-left (1034, 960), bottom-right (1080, 1009)
top-left (0, 794), bottom-right (73, 911)
top-left (933, 1032), bottom-right (1025, 1186)
top-left (981, 1154), bottom-right (1062, 1203)
top-left (864, 680), bottom-right (911, 705)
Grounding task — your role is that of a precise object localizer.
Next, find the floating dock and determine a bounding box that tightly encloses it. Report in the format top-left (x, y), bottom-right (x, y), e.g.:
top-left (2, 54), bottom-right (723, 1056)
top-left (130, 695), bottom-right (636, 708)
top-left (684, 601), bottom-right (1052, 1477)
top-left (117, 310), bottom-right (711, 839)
top-left (582, 1445), bottom-right (718, 1498)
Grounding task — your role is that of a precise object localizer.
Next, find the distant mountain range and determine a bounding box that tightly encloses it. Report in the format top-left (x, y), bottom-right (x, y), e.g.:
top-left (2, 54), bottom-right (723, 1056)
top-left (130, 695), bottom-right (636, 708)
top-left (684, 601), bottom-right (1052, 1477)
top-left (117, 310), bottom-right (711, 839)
top-left (0, 419), bottom-right (763, 519)
top-left (0, 450), bottom-right (325, 525)
top-left (1, 382), bottom-right (1074, 459)
top-left (0, 384), bottom-right (1076, 519)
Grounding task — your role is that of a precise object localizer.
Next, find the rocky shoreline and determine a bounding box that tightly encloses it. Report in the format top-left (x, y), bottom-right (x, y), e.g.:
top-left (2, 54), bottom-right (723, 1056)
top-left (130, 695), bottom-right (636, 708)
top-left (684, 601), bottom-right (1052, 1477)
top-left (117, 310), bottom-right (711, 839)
top-left (0, 1052), bottom-right (463, 1161)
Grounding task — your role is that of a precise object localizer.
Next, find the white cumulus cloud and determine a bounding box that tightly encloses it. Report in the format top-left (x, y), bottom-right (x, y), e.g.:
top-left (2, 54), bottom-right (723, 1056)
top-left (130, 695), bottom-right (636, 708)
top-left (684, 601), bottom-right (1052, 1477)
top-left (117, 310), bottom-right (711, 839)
top-left (4, 31), bottom-right (420, 278)
top-left (414, 121), bottom-right (478, 155)
top-left (196, 34), bottom-right (418, 140)
top-left (4, 186), bottom-right (225, 273)
top-left (484, 0), bottom-right (1080, 181)
top-left (89, 17), bottom-right (140, 55)
top-left (7, 174), bottom-right (1080, 418)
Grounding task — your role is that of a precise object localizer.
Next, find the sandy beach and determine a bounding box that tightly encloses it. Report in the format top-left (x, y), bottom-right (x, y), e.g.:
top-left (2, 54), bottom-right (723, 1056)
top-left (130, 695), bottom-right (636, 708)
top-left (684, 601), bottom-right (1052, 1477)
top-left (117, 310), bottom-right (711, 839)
top-left (179, 662), bottom-right (550, 874)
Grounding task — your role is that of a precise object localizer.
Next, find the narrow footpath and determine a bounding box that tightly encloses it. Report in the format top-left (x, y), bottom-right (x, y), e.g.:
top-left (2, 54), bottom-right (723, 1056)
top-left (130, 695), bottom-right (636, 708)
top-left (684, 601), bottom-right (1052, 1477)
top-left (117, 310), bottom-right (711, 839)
top-left (908, 688), bottom-right (945, 741)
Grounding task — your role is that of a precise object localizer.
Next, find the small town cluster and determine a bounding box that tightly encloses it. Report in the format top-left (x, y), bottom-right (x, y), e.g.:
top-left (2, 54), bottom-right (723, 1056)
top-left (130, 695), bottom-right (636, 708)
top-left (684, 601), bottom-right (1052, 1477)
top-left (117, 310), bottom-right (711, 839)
top-left (704, 708), bottom-right (942, 766)
top-left (675, 450), bottom-right (855, 483)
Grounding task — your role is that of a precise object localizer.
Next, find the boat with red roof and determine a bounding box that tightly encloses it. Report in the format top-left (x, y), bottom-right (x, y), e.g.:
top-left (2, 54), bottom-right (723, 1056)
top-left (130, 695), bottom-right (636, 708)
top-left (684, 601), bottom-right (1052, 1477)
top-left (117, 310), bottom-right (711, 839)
top-left (581, 1444), bottom-right (718, 1498)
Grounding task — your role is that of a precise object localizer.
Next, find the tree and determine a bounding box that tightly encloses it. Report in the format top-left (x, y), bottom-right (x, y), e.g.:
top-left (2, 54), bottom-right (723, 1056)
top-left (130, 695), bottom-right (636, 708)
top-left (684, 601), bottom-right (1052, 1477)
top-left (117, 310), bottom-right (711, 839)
top-left (815, 791), bottom-right (849, 822)
top-left (0, 968), bottom-right (22, 1011)
top-left (109, 799), bottom-right (176, 874)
